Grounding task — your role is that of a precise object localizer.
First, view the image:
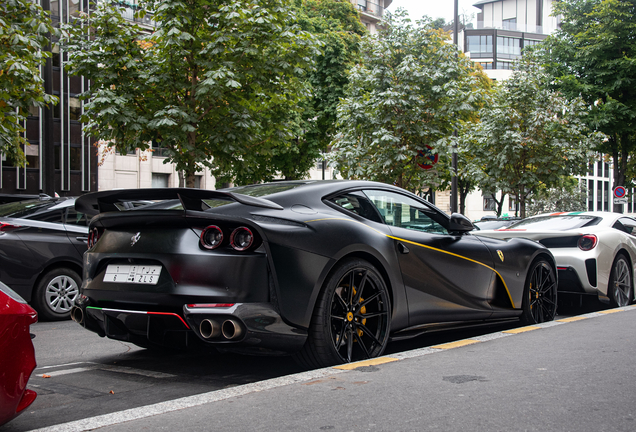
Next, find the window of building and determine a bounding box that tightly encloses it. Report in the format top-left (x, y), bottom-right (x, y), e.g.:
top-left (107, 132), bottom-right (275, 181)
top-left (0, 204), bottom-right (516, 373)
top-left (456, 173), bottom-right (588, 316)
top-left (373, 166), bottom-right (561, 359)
top-left (604, 162), bottom-right (609, 178)
top-left (483, 195), bottom-right (496, 211)
top-left (597, 161), bottom-right (602, 177)
top-left (588, 179), bottom-right (594, 211)
top-left (466, 35), bottom-right (493, 57)
top-left (604, 181), bottom-right (609, 210)
top-left (523, 39), bottom-right (542, 51)
top-left (496, 61), bottom-right (513, 70)
top-left (502, 18), bottom-right (516, 30)
top-left (194, 175), bottom-right (202, 189)
top-left (597, 180), bottom-right (602, 211)
top-left (496, 36), bottom-right (521, 59)
top-left (70, 146), bottom-right (82, 170)
top-left (69, 97), bottom-right (81, 121)
top-left (475, 62), bottom-right (493, 69)
top-left (152, 173), bottom-right (170, 188)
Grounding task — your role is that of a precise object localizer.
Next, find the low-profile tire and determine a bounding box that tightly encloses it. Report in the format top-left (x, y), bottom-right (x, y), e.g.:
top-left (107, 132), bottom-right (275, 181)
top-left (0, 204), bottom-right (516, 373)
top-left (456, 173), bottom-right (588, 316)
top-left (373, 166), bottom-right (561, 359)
top-left (293, 258), bottom-right (391, 369)
top-left (521, 258), bottom-right (557, 324)
top-left (32, 267), bottom-right (81, 321)
top-left (608, 254), bottom-right (633, 308)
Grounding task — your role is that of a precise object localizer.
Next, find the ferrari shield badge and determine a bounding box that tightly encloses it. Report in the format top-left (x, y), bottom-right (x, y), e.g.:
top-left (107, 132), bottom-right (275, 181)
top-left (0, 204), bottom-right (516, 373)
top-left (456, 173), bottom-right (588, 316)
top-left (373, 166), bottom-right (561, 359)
top-left (497, 250), bottom-right (504, 262)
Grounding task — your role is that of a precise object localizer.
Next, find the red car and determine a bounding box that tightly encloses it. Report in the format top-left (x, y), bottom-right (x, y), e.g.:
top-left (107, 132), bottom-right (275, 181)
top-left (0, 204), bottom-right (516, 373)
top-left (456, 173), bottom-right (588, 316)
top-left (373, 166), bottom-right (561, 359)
top-left (0, 281), bottom-right (37, 426)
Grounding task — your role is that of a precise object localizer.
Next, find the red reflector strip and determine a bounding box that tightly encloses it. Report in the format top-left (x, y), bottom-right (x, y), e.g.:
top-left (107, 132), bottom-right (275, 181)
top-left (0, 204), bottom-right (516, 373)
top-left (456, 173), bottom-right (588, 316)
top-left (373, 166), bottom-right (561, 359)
top-left (186, 303), bottom-right (235, 308)
top-left (557, 267), bottom-right (569, 271)
top-left (147, 311), bottom-right (190, 329)
top-left (86, 307), bottom-right (190, 330)
top-left (0, 222), bottom-right (21, 231)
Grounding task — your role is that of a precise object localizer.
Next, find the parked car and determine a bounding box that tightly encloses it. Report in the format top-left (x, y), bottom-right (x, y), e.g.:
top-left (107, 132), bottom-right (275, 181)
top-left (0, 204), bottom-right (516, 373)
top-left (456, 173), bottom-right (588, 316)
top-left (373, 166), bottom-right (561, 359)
top-left (0, 281), bottom-right (37, 426)
top-left (474, 211), bottom-right (636, 307)
top-left (72, 181), bottom-right (557, 367)
top-left (0, 197), bottom-right (87, 320)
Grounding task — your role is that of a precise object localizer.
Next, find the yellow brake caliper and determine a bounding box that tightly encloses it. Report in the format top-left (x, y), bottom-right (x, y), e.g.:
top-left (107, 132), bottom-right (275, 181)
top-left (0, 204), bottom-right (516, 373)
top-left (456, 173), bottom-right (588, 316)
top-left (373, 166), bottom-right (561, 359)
top-left (353, 287), bottom-right (367, 337)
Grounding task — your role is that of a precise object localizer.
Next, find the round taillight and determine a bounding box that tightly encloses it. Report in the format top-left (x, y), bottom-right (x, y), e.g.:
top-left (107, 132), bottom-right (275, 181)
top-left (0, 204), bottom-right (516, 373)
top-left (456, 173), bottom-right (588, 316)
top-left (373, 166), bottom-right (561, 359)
top-left (230, 227), bottom-right (253, 251)
top-left (578, 234), bottom-right (598, 251)
top-left (88, 227), bottom-right (101, 248)
top-left (200, 225), bottom-right (224, 250)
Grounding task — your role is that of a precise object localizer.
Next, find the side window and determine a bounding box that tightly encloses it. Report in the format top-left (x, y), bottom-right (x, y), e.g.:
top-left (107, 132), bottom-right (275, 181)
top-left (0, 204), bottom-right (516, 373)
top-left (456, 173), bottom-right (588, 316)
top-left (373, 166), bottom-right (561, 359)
top-left (28, 209), bottom-right (64, 223)
top-left (328, 192), bottom-right (383, 223)
top-left (616, 218), bottom-right (636, 236)
top-left (362, 190), bottom-right (448, 235)
top-left (65, 208), bottom-right (88, 226)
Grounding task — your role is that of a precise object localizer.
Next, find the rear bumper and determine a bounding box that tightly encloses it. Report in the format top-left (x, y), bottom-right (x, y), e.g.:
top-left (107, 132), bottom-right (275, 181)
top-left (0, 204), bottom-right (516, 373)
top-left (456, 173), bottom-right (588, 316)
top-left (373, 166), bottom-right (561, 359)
top-left (72, 301), bottom-right (306, 354)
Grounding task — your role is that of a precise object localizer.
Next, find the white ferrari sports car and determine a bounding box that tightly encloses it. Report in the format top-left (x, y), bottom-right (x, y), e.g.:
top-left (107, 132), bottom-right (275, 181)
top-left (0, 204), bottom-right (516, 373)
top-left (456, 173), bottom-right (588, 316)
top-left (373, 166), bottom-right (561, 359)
top-left (475, 212), bottom-right (636, 307)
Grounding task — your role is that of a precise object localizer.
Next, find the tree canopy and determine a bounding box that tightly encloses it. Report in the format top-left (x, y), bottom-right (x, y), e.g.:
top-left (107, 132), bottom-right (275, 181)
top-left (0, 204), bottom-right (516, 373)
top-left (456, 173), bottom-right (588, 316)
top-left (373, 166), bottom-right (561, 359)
top-left (329, 10), bottom-right (490, 194)
top-left (469, 61), bottom-right (600, 218)
top-left (1, 0), bottom-right (57, 165)
top-left (61, 0), bottom-right (318, 187)
top-left (538, 0), bottom-right (636, 209)
top-left (272, 0), bottom-right (366, 179)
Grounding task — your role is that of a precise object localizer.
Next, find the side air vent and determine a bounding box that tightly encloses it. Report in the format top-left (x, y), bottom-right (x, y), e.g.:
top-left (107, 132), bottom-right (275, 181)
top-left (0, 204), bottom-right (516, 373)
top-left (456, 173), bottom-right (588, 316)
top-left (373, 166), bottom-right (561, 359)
top-left (585, 259), bottom-right (597, 287)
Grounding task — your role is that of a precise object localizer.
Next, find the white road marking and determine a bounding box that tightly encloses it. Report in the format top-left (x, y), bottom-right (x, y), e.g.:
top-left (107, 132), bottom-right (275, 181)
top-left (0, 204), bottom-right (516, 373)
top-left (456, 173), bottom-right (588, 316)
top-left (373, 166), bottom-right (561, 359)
top-left (34, 363), bottom-right (176, 379)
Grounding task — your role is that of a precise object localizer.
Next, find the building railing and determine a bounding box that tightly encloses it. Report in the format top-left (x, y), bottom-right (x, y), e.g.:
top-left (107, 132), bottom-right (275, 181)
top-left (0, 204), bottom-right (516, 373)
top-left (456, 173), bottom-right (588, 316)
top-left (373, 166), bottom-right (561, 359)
top-left (475, 21), bottom-right (545, 34)
top-left (356, 1), bottom-right (387, 19)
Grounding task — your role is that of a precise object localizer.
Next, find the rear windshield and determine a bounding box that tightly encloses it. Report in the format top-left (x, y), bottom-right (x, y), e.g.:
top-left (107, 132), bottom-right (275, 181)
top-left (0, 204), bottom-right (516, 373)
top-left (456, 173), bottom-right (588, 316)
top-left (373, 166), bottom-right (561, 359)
top-left (224, 182), bottom-right (306, 197)
top-left (0, 199), bottom-right (59, 218)
top-left (507, 215), bottom-right (600, 230)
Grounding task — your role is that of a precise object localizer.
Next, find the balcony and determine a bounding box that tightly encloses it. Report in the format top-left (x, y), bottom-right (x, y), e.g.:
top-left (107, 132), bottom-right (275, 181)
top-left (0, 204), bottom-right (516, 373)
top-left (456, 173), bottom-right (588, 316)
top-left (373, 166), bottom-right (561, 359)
top-left (475, 21), bottom-right (545, 35)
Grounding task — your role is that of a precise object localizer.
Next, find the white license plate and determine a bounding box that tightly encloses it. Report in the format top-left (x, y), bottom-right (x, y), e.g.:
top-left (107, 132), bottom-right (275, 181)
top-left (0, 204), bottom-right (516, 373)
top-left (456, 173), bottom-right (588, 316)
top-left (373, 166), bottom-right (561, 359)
top-left (103, 264), bottom-right (162, 285)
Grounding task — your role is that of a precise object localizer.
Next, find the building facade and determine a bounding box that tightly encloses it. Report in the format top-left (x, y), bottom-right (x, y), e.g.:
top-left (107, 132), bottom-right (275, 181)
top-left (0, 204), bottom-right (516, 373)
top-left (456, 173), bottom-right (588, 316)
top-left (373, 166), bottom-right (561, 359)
top-left (1, 0), bottom-right (98, 198)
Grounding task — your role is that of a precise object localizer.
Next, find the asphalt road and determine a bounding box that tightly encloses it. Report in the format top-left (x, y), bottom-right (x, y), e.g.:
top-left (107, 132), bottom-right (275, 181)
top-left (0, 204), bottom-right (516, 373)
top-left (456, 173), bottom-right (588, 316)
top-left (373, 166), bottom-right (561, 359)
top-left (2, 297), bottom-right (610, 432)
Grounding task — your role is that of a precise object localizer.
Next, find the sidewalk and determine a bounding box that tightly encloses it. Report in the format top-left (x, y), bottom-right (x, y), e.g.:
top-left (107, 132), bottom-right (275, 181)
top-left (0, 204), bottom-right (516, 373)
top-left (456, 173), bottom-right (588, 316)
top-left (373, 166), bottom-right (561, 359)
top-left (34, 305), bottom-right (636, 432)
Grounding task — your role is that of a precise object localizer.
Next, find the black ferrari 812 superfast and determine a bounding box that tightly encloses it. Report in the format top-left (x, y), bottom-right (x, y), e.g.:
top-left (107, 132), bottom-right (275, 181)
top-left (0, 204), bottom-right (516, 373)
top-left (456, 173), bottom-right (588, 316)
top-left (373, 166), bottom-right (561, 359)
top-left (72, 181), bottom-right (557, 367)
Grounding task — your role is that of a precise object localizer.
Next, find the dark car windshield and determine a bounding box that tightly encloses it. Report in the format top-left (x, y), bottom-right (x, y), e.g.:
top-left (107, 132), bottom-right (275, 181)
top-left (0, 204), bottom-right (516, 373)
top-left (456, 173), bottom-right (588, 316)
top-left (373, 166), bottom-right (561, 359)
top-left (0, 199), bottom-right (60, 219)
top-left (507, 215), bottom-right (600, 230)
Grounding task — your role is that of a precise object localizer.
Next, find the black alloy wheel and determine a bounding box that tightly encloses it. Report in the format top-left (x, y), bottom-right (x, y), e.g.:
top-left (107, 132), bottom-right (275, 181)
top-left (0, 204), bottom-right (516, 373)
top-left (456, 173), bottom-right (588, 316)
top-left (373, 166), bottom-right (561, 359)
top-left (294, 258), bottom-right (391, 368)
top-left (521, 259), bottom-right (557, 324)
top-left (608, 255), bottom-right (633, 307)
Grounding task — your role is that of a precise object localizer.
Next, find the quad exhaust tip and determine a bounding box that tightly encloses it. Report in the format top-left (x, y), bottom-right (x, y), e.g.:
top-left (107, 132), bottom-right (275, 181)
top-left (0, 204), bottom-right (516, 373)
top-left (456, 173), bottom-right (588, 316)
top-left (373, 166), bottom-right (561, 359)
top-left (221, 319), bottom-right (243, 340)
top-left (70, 307), bottom-right (84, 325)
top-left (199, 319), bottom-right (221, 339)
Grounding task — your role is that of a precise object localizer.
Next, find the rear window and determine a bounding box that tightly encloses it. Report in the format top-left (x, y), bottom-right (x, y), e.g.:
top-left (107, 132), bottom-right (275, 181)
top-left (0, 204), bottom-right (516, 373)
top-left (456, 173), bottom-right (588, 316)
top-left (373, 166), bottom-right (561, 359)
top-left (0, 199), bottom-right (59, 219)
top-left (507, 215), bottom-right (600, 231)
top-left (225, 182), bottom-right (306, 197)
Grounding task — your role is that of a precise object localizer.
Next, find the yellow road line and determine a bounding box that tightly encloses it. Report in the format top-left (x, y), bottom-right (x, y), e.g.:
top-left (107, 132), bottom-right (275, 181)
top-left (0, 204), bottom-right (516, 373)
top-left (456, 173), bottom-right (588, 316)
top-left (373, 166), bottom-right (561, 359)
top-left (556, 316), bottom-right (588, 323)
top-left (503, 326), bottom-right (540, 334)
top-left (432, 339), bottom-right (480, 350)
top-left (333, 357), bottom-right (399, 370)
top-left (598, 309), bottom-right (623, 314)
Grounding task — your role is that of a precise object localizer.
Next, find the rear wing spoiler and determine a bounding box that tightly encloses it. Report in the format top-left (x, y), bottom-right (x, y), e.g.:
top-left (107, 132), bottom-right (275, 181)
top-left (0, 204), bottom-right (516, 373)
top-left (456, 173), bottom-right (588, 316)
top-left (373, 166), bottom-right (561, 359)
top-left (75, 188), bottom-right (283, 216)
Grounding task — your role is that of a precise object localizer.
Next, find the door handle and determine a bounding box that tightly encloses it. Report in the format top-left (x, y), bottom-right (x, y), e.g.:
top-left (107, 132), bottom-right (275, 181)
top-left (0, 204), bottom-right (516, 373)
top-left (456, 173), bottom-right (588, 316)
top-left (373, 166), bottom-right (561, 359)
top-left (397, 242), bottom-right (410, 254)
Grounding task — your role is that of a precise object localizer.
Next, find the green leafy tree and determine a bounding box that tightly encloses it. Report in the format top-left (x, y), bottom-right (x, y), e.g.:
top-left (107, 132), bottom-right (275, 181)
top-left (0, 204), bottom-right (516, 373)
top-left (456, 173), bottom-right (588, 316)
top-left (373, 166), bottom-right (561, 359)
top-left (1, 0), bottom-right (57, 165)
top-left (61, 0), bottom-right (318, 187)
top-left (538, 0), bottom-right (636, 211)
top-left (270, 0), bottom-right (365, 179)
top-left (470, 61), bottom-right (600, 218)
top-left (329, 10), bottom-right (490, 194)
top-left (526, 178), bottom-right (588, 216)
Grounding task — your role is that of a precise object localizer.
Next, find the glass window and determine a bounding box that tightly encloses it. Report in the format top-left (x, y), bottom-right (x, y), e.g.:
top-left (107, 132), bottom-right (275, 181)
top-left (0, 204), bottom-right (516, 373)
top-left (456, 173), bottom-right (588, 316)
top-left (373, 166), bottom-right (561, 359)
top-left (362, 190), bottom-right (448, 234)
top-left (66, 208), bottom-right (88, 226)
top-left (328, 192), bottom-right (383, 224)
top-left (483, 196), bottom-right (496, 211)
top-left (496, 36), bottom-right (521, 59)
top-left (502, 18), bottom-right (516, 30)
top-left (467, 35), bottom-right (493, 56)
top-left (69, 97), bottom-right (81, 120)
top-left (151, 173), bottom-right (170, 188)
top-left (614, 218), bottom-right (636, 235)
top-left (496, 61), bottom-right (513, 70)
top-left (588, 179), bottom-right (594, 211)
top-left (70, 146), bottom-right (81, 170)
